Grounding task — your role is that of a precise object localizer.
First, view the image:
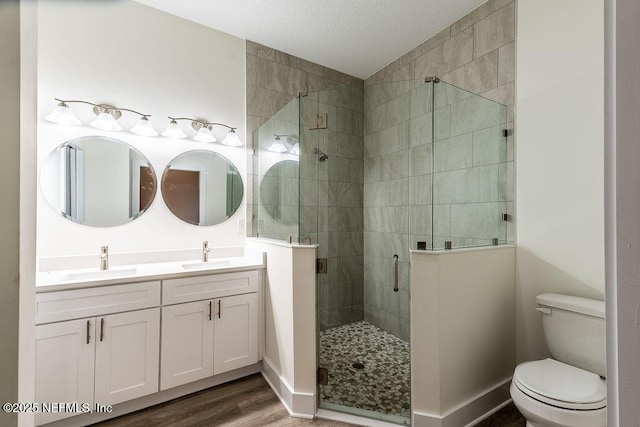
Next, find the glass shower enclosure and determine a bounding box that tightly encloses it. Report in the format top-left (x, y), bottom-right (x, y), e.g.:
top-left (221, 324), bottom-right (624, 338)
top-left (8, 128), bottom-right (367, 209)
top-left (251, 78), bottom-right (511, 425)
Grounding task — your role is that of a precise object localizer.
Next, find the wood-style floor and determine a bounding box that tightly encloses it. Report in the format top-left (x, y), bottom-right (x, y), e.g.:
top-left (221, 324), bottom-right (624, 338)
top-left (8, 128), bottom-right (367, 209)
top-left (94, 374), bottom-right (525, 427)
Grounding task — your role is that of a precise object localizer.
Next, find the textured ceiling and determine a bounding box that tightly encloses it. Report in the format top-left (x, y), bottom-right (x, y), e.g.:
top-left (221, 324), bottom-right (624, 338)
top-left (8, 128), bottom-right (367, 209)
top-left (134, 0), bottom-right (486, 79)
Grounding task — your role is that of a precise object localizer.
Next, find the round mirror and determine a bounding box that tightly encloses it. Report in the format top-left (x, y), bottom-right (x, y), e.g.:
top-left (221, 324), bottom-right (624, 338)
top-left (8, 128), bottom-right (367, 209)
top-left (260, 160), bottom-right (299, 225)
top-left (162, 150), bottom-right (244, 226)
top-left (40, 136), bottom-right (157, 227)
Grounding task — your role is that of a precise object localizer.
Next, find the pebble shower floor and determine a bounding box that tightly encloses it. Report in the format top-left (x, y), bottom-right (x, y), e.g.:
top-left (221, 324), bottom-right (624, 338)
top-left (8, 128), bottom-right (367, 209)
top-left (319, 321), bottom-right (411, 419)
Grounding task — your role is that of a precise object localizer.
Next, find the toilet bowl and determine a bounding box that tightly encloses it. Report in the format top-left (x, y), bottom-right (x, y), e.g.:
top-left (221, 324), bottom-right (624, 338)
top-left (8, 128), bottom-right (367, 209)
top-left (510, 294), bottom-right (606, 427)
top-left (511, 359), bottom-right (606, 427)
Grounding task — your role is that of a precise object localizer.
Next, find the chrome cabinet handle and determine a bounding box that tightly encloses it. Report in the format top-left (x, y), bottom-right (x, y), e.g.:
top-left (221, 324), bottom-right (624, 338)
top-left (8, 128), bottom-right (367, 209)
top-left (209, 301), bottom-right (212, 321)
top-left (218, 300), bottom-right (221, 319)
top-left (100, 318), bottom-right (104, 342)
top-left (393, 254), bottom-right (399, 292)
top-left (86, 320), bottom-right (91, 344)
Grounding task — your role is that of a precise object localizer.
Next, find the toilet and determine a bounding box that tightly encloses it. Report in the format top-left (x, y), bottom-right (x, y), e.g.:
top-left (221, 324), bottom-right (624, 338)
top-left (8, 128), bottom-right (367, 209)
top-left (510, 293), bottom-right (606, 427)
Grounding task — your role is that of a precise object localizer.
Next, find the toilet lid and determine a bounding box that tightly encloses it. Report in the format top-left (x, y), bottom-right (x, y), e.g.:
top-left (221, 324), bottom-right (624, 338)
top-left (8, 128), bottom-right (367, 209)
top-left (514, 358), bottom-right (606, 410)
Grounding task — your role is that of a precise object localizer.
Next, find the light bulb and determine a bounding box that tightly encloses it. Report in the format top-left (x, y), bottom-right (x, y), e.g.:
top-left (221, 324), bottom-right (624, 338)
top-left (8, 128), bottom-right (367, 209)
top-left (45, 103), bottom-right (81, 125)
top-left (193, 126), bottom-right (216, 143)
top-left (130, 117), bottom-right (158, 136)
top-left (90, 112), bottom-right (122, 131)
top-left (162, 120), bottom-right (187, 139)
top-left (289, 142), bottom-right (300, 155)
top-left (268, 136), bottom-right (288, 153)
top-left (221, 129), bottom-right (242, 146)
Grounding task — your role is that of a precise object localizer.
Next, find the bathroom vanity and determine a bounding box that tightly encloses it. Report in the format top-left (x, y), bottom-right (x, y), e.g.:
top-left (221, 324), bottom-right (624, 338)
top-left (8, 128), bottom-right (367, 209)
top-left (34, 251), bottom-right (264, 426)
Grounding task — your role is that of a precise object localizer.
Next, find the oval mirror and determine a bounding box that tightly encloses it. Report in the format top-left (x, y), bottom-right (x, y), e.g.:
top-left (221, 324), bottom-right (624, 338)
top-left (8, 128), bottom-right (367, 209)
top-left (260, 160), bottom-right (299, 225)
top-left (40, 136), bottom-right (157, 227)
top-left (161, 150), bottom-right (244, 226)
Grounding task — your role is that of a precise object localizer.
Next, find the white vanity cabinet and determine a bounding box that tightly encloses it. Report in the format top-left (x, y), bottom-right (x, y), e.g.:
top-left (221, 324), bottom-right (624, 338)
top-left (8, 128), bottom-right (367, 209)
top-left (161, 271), bottom-right (259, 390)
top-left (35, 262), bottom-right (264, 425)
top-left (35, 282), bottom-right (161, 425)
top-left (35, 318), bottom-right (95, 425)
top-left (94, 308), bottom-right (160, 405)
top-left (213, 293), bottom-right (258, 375)
top-left (160, 300), bottom-right (214, 389)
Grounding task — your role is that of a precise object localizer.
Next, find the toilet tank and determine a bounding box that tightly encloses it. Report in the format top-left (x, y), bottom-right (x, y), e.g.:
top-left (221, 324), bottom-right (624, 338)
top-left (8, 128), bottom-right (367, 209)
top-left (536, 293), bottom-right (605, 377)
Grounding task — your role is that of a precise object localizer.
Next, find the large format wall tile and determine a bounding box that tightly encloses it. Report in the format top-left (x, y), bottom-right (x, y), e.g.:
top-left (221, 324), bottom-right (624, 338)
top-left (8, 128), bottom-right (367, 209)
top-left (473, 2), bottom-right (515, 59)
top-left (442, 50), bottom-right (499, 95)
top-left (498, 41), bottom-right (515, 85)
top-left (250, 0), bottom-right (515, 338)
top-left (450, 0), bottom-right (512, 36)
top-left (256, 57), bottom-right (308, 95)
top-left (472, 124), bottom-right (508, 166)
top-left (414, 27), bottom-right (474, 79)
top-left (247, 84), bottom-right (295, 119)
top-left (450, 202), bottom-right (508, 240)
top-left (434, 134), bottom-right (473, 172)
top-left (433, 165), bottom-right (500, 204)
top-left (450, 92), bottom-right (505, 136)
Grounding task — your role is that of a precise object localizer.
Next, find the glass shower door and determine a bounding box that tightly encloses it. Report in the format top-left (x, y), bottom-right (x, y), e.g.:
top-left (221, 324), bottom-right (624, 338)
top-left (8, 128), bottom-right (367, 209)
top-left (314, 81), bottom-right (414, 426)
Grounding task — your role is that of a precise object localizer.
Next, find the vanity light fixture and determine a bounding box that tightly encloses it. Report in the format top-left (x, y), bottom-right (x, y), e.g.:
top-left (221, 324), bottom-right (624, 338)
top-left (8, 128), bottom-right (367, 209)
top-left (46, 98), bottom-right (156, 135)
top-left (289, 142), bottom-right (300, 155)
top-left (164, 117), bottom-right (242, 146)
top-left (286, 135), bottom-right (300, 155)
top-left (193, 126), bottom-right (216, 143)
top-left (91, 110), bottom-right (122, 131)
top-left (45, 100), bottom-right (81, 125)
top-left (268, 134), bottom-right (289, 153)
top-left (161, 118), bottom-right (188, 139)
top-left (221, 129), bottom-right (242, 147)
top-left (130, 116), bottom-right (159, 137)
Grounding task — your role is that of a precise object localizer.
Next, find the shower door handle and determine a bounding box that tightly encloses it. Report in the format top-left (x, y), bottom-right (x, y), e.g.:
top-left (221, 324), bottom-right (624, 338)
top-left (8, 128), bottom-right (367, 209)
top-left (393, 254), bottom-right (399, 292)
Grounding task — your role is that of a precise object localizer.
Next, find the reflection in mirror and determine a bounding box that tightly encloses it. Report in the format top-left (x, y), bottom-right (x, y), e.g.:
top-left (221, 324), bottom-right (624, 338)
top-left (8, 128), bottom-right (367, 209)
top-left (40, 136), bottom-right (157, 227)
top-left (162, 150), bottom-right (244, 226)
top-left (260, 160), bottom-right (299, 225)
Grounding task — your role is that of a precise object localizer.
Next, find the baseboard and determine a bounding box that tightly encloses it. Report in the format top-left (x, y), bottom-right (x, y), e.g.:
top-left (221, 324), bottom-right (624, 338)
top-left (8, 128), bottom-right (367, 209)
top-left (260, 358), bottom-right (315, 419)
top-left (412, 378), bottom-right (512, 427)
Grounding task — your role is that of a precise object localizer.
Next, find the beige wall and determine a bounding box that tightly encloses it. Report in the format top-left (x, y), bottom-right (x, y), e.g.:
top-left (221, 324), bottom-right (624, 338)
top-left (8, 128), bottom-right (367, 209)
top-left (516, 0), bottom-right (605, 362)
top-left (0, 2), bottom-right (20, 425)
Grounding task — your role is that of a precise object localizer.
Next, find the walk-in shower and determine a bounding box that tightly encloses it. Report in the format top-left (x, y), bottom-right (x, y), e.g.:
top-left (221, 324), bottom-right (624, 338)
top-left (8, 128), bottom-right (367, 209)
top-left (251, 77), bottom-right (511, 425)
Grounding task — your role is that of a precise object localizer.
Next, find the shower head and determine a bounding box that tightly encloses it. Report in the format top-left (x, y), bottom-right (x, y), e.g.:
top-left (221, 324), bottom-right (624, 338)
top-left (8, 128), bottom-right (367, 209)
top-left (314, 148), bottom-right (328, 162)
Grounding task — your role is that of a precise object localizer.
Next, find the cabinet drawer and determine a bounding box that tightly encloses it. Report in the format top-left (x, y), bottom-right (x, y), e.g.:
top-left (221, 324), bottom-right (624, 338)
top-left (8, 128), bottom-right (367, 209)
top-left (163, 270), bottom-right (258, 305)
top-left (36, 281), bottom-right (161, 324)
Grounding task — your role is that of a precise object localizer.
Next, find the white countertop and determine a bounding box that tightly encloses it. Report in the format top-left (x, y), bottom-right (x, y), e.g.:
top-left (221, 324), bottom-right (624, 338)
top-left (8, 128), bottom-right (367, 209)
top-left (36, 255), bottom-right (265, 293)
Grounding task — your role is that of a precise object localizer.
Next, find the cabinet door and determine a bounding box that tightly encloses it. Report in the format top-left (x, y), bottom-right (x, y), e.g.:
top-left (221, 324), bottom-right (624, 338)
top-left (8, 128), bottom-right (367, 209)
top-left (35, 318), bottom-right (95, 425)
top-left (213, 293), bottom-right (258, 375)
top-left (160, 300), bottom-right (214, 390)
top-left (95, 308), bottom-right (160, 405)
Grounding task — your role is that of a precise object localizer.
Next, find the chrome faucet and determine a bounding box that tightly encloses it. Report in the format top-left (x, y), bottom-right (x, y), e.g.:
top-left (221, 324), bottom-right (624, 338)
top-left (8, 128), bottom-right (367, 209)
top-left (100, 246), bottom-right (109, 270)
top-left (202, 241), bottom-right (210, 263)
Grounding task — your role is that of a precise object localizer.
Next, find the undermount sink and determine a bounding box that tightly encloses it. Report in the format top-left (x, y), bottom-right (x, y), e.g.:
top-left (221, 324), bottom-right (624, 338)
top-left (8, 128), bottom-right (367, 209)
top-left (181, 260), bottom-right (231, 270)
top-left (63, 268), bottom-right (138, 281)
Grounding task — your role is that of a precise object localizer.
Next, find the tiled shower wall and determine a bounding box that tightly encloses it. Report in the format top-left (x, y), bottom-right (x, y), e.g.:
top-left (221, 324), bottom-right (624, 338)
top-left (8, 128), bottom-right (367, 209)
top-left (247, 0), bottom-right (515, 338)
top-left (363, 0), bottom-right (515, 338)
top-left (313, 87), bottom-right (365, 330)
top-left (246, 41), bottom-right (365, 330)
